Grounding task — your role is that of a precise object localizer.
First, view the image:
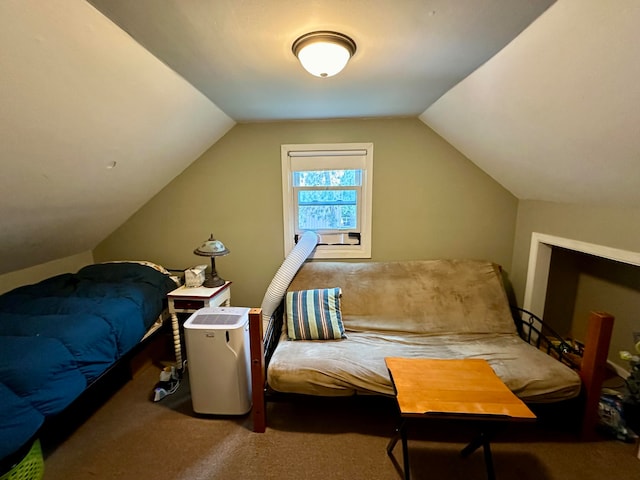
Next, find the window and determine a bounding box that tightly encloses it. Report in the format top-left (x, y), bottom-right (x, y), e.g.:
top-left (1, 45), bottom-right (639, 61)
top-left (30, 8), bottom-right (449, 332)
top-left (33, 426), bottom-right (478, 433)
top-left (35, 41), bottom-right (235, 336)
top-left (281, 143), bottom-right (373, 259)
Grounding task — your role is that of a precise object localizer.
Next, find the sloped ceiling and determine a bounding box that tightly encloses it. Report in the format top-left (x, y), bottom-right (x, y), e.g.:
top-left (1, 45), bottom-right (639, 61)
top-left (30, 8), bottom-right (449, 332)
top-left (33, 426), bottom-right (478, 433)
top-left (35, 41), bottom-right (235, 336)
top-left (421, 0), bottom-right (640, 206)
top-left (3, 0), bottom-right (637, 276)
top-left (0, 0), bottom-right (234, 274)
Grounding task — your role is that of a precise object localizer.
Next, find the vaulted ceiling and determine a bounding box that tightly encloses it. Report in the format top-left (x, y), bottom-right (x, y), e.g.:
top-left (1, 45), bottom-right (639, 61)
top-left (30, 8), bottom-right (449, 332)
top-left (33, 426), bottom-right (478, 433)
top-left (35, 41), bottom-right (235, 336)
top-left (1, 0), bottom-right (638, 275)
top-left (87, 0), bottom-right (555, 121)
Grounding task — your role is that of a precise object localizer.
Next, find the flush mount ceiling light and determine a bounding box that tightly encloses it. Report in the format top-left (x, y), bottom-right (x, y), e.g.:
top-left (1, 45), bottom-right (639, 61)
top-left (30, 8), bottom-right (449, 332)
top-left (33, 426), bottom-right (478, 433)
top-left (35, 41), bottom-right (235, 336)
top-left (292, 31), bottom-right (356, 78)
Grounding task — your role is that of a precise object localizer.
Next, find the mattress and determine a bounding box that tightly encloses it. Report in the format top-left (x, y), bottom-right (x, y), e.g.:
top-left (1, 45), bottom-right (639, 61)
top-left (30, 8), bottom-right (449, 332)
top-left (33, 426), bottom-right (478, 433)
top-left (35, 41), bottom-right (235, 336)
top-left (267, 330), bottom-right (582, 403)
top-left (0, 261), bottom-right (177, 462)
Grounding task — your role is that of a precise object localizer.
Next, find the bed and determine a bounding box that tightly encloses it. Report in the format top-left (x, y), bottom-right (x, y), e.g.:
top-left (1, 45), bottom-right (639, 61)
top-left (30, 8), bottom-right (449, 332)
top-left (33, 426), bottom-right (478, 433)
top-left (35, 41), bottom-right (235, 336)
top-left (0, 261), bottom-right (179, 471)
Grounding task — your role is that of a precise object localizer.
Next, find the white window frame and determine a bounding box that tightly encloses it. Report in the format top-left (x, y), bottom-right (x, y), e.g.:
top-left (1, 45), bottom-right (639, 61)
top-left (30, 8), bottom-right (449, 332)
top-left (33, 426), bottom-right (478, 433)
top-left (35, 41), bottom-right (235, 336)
top-left (281, 142), bottom-right (373, 259)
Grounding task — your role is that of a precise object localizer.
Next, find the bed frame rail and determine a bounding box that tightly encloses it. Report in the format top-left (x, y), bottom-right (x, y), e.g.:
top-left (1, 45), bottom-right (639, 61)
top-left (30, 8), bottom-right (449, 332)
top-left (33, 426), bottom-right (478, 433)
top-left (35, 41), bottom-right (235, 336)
top-left (511, 306), bottom-right (583, 370)
top-left (263, 302), bottom-right (284, 371)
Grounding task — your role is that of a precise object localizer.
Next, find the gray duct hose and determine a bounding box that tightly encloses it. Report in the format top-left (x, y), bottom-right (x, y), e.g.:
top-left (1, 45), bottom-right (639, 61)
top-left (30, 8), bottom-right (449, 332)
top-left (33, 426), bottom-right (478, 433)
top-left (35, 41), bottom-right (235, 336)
top-left (260, 231), bottom-right (319, 333)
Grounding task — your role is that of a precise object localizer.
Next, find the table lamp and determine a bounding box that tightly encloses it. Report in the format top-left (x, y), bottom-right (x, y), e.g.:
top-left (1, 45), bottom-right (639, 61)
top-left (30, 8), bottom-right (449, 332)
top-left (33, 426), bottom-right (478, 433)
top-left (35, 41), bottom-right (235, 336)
top-left (193, 233), bottom-right (229, 287)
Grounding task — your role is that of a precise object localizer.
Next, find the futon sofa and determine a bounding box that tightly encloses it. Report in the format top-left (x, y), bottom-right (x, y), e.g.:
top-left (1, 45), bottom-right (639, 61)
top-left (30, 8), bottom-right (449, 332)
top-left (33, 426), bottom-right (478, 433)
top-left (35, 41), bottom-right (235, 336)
top-left (265, 259), bottom-right (581, 401)
top-left (249, 256), bottom-right (614, 439)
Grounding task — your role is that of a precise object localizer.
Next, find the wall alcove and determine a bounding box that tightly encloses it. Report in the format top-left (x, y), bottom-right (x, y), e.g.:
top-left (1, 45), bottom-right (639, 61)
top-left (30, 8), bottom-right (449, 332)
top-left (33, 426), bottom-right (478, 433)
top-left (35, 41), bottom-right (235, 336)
top-left (523, 233), bottom-right (640, 374)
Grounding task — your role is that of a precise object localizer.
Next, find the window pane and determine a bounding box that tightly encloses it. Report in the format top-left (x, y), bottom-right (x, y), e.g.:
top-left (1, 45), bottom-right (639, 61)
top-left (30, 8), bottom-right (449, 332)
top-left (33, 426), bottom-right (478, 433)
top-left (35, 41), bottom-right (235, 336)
top-left (297, 190), bottom-right (357, 230)
top-left (293, 169), bottom-right (361, 187)
top-left (298, 190), bottom-right (357, 205)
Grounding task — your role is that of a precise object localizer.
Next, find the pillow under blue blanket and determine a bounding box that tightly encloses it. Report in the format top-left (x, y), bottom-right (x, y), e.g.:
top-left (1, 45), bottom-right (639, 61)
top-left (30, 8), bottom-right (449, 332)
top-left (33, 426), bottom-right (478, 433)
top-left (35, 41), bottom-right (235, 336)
top-left (76, 262), bottom-right (176, 293)
top-left (285, 287), bottom-right (346, 340)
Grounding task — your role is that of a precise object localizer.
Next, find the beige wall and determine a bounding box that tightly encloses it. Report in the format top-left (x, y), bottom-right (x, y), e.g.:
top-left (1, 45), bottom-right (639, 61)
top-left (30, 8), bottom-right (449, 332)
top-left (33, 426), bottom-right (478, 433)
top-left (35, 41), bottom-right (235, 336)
top-left (0, 250), bottom-right (94, 294)
top-left (94, 118), bottom-right (517, 307)
top-left (512, 200), bottom-right (640, 367)
top-left (511, 201), bottom-right (640, 303)
top-left (573, 261), bottom-right (640, 368)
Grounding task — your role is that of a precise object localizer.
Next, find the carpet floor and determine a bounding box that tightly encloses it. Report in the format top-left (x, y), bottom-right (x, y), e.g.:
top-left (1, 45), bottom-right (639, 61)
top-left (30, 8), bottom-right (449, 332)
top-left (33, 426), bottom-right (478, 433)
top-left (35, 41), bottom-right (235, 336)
top-left (41, 364), bottom-right (640, 480)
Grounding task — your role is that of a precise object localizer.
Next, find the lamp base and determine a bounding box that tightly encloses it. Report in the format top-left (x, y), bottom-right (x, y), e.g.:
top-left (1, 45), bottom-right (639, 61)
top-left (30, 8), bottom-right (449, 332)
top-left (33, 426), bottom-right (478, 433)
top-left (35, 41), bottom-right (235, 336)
top-left (200, 256), bottom-right (226, 288)
top-left (202, 274), bottom-right (225, 288)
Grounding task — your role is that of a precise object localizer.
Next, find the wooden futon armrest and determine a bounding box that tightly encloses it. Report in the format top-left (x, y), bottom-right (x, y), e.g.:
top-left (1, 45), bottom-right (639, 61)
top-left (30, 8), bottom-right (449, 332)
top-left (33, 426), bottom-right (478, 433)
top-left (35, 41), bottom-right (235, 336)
top-left (249, 304), bottom-right (285, 433)
top-left (512, 306), bottom-right (614, 439)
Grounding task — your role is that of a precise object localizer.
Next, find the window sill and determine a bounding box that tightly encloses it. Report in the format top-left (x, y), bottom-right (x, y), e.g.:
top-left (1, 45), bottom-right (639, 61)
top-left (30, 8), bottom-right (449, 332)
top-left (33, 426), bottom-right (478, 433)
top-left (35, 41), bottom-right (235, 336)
top-left (308, 245), bottom-right (371, 259)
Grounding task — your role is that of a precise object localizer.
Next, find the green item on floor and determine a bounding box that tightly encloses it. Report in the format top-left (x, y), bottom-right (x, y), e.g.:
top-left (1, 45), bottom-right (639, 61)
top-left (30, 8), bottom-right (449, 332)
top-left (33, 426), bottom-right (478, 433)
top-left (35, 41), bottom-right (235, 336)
top-left (0, 439), bottom-right (44, 480)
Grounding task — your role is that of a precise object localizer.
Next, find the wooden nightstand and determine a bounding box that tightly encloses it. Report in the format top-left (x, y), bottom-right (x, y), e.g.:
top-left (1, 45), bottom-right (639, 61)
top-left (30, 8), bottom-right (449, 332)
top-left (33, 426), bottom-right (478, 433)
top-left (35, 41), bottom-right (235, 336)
top-left (167, 282), bottom-right (232, 368)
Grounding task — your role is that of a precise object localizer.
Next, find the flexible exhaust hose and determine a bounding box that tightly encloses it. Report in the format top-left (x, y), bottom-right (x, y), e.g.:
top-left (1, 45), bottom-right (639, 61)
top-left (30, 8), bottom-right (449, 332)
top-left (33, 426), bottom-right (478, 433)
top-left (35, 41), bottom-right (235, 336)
top-left (260, 231), bottom-right (319, 332)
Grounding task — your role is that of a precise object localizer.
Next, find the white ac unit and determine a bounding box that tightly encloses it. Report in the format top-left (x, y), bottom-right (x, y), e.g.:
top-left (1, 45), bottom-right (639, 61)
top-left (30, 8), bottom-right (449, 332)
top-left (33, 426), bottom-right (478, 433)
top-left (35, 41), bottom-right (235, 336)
top-left (183, 306), bottom-right (252, 415)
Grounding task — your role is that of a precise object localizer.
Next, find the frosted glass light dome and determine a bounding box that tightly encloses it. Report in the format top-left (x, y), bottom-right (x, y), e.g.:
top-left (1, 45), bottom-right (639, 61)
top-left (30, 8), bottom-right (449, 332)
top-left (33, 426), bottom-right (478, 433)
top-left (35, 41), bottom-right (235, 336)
top-left (292, 31), bottom-right (356, 78)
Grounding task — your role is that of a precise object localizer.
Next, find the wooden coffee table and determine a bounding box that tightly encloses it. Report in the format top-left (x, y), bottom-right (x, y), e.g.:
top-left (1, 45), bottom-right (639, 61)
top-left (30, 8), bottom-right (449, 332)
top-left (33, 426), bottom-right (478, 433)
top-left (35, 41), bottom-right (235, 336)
top-left (385, 357), bottom-right (536, 480)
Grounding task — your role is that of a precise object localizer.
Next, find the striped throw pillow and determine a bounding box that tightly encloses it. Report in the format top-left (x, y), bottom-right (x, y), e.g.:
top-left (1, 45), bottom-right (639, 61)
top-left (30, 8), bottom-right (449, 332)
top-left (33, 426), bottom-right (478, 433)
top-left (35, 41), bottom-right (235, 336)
top-left (286, 288), bottom-right (346, 340)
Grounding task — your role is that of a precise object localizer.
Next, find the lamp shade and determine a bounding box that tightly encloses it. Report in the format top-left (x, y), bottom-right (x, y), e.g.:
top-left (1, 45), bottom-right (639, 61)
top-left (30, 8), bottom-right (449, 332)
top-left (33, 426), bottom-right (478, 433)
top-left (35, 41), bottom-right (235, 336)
top-left (194, 234), bottom-right (229, 257)
top-left (292, 31), bottom-right (356, 78)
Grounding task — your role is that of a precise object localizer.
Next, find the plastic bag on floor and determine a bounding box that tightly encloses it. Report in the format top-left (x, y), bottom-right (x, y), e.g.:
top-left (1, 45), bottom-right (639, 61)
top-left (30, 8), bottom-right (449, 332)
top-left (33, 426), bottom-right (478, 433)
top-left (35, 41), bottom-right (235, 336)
top-left (598, 392), bottom-right (638, 442)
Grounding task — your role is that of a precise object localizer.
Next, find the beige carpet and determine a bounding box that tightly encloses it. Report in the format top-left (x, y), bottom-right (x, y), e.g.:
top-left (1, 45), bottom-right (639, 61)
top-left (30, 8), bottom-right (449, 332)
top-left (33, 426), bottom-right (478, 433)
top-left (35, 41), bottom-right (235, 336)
top-left (42, 365), bottom-right (640, 480)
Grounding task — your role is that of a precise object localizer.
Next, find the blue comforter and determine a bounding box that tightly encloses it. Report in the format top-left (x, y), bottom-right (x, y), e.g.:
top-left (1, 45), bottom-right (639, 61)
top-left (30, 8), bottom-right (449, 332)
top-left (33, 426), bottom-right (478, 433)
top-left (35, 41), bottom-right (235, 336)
top-left (0, 262), bottom-right (177, 462)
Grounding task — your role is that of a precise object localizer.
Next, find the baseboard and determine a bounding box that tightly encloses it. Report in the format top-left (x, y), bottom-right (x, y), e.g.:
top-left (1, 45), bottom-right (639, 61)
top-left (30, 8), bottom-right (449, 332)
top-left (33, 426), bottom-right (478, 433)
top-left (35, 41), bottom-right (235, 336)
top-left (607, 359), bottom-right (630, 379)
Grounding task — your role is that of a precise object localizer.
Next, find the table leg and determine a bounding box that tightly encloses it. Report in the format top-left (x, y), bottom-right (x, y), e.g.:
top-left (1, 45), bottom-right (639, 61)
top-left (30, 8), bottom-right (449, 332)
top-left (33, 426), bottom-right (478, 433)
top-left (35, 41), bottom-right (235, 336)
top-left (170, 312), bottom-right (183, 371)
top-left (482, 436), bottom-right (495, 480)
top-left (401, 423), bottom-right (410, 480)
top-left (460, 430), bottom-right (486, 457)
top-left (387, 420), bottom-right (410, 480)
top-left (386, 422), bottom-right (401, 455)
top-left (461, 428), bottom-right (497, 480)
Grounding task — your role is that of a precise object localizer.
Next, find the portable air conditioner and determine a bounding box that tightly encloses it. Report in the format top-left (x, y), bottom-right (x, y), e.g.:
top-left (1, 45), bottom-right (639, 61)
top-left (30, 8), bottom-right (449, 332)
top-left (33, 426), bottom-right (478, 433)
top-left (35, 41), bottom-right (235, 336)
top-left (183, 306), bottom-right (252, 415)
